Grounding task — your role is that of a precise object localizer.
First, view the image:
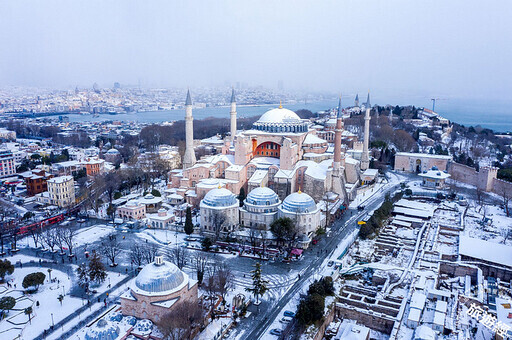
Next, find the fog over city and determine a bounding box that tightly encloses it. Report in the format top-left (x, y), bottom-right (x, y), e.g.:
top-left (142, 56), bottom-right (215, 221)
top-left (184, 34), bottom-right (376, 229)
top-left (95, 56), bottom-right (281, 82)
top-left (0, 0), bottom-right (511, 100)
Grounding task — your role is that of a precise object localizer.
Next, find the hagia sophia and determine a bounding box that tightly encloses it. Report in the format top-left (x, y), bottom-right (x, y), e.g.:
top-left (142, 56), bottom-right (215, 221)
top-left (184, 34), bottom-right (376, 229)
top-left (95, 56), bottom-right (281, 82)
top-left (169, 89), bottom-right (373, 248)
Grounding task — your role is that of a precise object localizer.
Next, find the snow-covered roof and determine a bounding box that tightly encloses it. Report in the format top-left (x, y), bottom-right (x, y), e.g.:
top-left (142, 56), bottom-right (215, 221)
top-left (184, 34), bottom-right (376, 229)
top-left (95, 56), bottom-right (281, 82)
top-left (133, 260), bottom-right (187, 296)
top-left (419, 169), bottom-right (451, 180)
top-left (303, 133), bottom-right (327, 145)
top-left (459, 235), bottom-right (512, 267)
top-left (410, 291), bottom-right (427, 310)
top-left (396, 152), bottom-right (452, 160)
top-left (280, 191), bottom-right (317, 214)
top-left (394, 206), bottom-right (433, 219)
top-left (200, 187), bottom-right (238, 208)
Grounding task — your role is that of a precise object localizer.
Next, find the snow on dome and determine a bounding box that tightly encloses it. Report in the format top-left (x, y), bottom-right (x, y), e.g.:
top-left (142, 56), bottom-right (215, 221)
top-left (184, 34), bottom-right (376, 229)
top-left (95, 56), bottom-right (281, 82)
top-left (106, 148), bottom-right (120, 154)
top-left (281, 191), bottom-right (317, 213)
top-left (413, 325), bottom-right (436, 340)
top-left (256, 107), bottom-right (301, 124)
top-left (245, 187), bottom-right (280, 206)
top-left (85, 319), bottom-right (120, 340)
top-left (201, 188), bottom-right (238, 208)
top-left (135, 260), bottom-right (185, 294)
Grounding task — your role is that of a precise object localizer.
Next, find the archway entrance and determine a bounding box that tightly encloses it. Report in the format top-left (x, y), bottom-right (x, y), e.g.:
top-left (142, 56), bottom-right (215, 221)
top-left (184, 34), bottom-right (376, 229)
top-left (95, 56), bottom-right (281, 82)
top-left (415, 159), bottom-right (422, 173)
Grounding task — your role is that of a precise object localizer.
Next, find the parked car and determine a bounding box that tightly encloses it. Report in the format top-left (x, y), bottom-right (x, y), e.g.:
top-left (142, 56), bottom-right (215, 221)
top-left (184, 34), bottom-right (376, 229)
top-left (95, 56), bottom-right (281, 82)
top-left (328, 261), bottom-right (334, 267)
top-left (283, 310), bottom-right (295, 318)
top-left (279, 316), bottom-right (293, 324)
top-left (270, 329), bottom-right (283, 336)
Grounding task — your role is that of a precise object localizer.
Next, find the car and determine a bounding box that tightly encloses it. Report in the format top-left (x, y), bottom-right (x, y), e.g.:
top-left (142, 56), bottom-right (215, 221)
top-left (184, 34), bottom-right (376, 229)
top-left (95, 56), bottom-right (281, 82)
top-left (283, 310), bottom-right (295, 318)
top-left (357, 205), bottom-right (365, 211)
top-left (279, 316), bottom-right (292, 324)
top-left (312, 239), bottom-right (318, 245)
top-left (328, 261), bottom-right (334, 267)
top-left (270, 329), bottom-right (283, 336)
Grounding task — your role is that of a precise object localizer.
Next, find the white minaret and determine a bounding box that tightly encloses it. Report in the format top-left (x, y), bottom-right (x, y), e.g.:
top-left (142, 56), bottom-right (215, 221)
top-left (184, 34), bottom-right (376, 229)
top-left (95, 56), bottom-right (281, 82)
top-left (183, 89), bottom-right (196, 169)
top-left (331, 95), bottom-right (348, 203)
top-left (230, 88), bottom-right (237, 142)
top-left (360, 91), bottom-right (371, 171)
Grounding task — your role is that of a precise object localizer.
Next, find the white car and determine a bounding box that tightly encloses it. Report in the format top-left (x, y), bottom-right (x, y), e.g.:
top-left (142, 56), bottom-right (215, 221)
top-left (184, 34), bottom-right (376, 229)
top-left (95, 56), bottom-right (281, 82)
top-left (279, 316), bottom-right (293, 324)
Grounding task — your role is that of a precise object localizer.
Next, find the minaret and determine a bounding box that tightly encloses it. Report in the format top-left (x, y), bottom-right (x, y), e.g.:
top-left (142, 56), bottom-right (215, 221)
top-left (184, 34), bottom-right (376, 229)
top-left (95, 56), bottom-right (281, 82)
top-left (354, 94), bottom-right (359, 107)
top-left (230, 88), bottom-right (237, 142)
top-left (183, 89), bottom-right (196, 169)
top-left (360, 91), bottom-right (371, 171)
top-left (331, 95), bottom-right (347, 202)
top-left (366, 91), bottom-right (371, 109)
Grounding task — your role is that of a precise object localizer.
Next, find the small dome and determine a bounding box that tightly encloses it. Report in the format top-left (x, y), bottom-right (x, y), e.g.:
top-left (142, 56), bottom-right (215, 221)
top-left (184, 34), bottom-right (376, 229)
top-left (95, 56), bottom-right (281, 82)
top-left (281, 191), bottom-right (317, 213)
top-left (245, 187), bottom-right (280, 206)
top-left (257, 107), bottom-right (301, 124)
top-left (202, 188), bottom-right (238, 207)
top-left (414, 325), bottom-right (436, 340)
top-left (85, 319), bottom-right (120, 340)
top-left (106, 148), bottom-right (119, 154)
top-left (135, 260), bottom-right (185, 294)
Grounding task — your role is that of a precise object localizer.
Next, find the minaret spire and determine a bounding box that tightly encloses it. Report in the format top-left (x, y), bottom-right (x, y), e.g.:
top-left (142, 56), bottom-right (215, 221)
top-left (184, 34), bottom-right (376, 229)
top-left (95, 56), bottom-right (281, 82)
top-left (229, 88), bottom-right (237, 142)
top-left (366, 90), bottom-right (371, 108)
top-left (183, 89), bottom-right (196, 169)
top-left (361, 91), bottom-right (371, 171)
top-left (331, 94), bottom-right (347, 202)
top-left (355, 94), bottom-right (359, 107)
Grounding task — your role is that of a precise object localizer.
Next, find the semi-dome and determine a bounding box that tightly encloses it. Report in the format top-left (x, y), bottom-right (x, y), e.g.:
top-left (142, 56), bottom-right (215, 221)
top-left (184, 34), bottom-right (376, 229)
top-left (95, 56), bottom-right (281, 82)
top-left (253, 106), bottom-right (308, 133)
top-left (245, 187), bottom-right (280, 206)
top-left (135, 260), bottom-right (185, 294)
top-left (281, 191), bottom-right (317, 213)
top-left (201, 188), bottom-right (238, 207)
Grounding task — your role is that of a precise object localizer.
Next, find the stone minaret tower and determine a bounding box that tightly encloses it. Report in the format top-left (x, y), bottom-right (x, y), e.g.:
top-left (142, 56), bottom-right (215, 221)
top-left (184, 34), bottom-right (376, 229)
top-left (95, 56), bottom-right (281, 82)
top-left (360, 92), bottom-right (371, 171)
top-left (354, 94), bottom-right (359, 107)
top-left (183, 89), bottom-right (196, 169)
top-left (230, 88), bottom-right (237, 142)
top-left (331, 96), bottom-right (347, 202)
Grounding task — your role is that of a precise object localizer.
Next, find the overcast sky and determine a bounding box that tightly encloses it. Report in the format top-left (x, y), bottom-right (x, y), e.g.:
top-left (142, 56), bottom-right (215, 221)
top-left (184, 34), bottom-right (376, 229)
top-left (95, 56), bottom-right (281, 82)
top-left (0, 1), bottom-right (510, 100)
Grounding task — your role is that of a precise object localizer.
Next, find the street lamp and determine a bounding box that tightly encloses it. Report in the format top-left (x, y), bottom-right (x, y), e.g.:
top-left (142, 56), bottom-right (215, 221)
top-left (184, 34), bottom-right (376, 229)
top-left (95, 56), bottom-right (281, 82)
top-left (51, 313), bottom-right (54, 327)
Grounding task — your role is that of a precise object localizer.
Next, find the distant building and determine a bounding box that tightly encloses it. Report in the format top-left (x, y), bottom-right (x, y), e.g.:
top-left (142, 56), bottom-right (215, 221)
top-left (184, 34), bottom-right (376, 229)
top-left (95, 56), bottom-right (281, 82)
top-left (0, 129), bottom-right (16, 141)
top-left (81, 157), bottom-right (105, 176)
top-left (147, 208), bottom-right (175, 229)
top-left (47, 175), bottom-right (75, 208)
top-left (117, 200), bottom-right (146, 220)
top-left (394, 152), bottom-right (452, 173)
top-left (418, 167), bottom-right (451, 189)
top-left (24, 169), bottom-right (53, 196)
top-left (0, 150), bottom-right (16, 178)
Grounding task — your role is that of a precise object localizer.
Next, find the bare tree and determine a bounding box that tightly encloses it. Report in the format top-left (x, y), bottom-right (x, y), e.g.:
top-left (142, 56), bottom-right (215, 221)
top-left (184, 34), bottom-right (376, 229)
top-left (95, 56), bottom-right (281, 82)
top-left (142, 243), bottom-right (159, 264)
top-left (61, 226), bottom-right (77, 256)
top-left (475, 188), bottom-right (484, 211)
top-left (193, 252), bottom-right (210, 285)
top-left (502, 187), bottom-right (510, 217)
top-left (168, 246), bottom-right (189, 270)
top-left (54, 227), bottom-right (66, 254)
top-left (158, 301), bottom-right (204, 340)
top-left (28, 225), bottom-right (42, 249)
top-left (99, 234), bottom-right (122, 267)
top-left (216, 261), bottom-right (234, 302)
top-left (210, 211), bottom-right (227, 242)
top-left (42, 228), bottom-right (57, 252)
top-left (130, 244), bottom-right (146, 268)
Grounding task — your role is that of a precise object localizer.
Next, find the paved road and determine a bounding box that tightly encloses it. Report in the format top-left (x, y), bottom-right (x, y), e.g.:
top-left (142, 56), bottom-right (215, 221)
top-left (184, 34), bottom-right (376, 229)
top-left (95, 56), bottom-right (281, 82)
top-left (240, 174), bottom-right (402, 340)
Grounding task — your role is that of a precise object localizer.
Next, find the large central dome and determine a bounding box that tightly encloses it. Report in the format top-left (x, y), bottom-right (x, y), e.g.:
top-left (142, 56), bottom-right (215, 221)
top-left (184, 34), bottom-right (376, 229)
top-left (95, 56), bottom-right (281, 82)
top-left (253, 106), bottom-right (308, 133)
top-left (257, 107), bottom-right (301, 124)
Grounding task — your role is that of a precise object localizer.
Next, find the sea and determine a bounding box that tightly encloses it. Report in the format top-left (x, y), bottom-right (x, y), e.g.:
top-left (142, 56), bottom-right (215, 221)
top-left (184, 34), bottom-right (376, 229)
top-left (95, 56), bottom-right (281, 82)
top-left (63, 97), bottom-right (512, 133)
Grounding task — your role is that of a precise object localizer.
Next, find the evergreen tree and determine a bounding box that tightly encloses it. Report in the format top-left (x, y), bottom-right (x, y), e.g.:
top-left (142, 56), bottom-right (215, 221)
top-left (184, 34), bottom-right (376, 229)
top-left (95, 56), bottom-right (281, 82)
top-left (0, 296), bottom-right (15, 315)
top-left (22, 272), bottom-right (46, 291)
top-left (88, 252), bottom-right (107, 284)
top-left (245, 262), bottom-right (268, 304)
top-left (0, 260), bottom-right (14, 282)
top-left (184, 207), bottom-right (194, 235)
top-left (238, 187), bottom-right (246, 207)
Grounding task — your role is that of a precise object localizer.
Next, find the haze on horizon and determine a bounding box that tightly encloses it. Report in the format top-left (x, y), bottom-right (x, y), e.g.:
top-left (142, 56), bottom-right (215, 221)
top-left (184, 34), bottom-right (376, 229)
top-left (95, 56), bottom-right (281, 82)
top-left (0, 0), bottom-right (511, 102)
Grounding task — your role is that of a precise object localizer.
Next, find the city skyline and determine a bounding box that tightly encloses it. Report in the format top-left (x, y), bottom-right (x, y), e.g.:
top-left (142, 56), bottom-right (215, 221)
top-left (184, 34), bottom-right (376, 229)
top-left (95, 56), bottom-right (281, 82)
top-left (0, 1), bottom-right (511, 102)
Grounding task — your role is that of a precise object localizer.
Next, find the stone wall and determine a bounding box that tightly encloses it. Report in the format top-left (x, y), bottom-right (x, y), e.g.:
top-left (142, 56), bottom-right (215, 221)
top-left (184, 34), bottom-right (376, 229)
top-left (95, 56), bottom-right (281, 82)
top-left (334, 303), bottom-right (395, 334)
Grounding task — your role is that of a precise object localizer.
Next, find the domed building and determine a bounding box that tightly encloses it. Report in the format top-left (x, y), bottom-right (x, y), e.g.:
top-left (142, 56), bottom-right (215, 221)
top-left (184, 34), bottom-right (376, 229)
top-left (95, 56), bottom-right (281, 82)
top-left (278, 191), bottom-right (322, 247)
top-left (120, 256), bottom-right (198, 323)
top-left (200, 187), bottom-right (240, 236)
top-left (240, 186), bottom-right (281, 229)
top-left (252, 107), bottom-right (308, 133)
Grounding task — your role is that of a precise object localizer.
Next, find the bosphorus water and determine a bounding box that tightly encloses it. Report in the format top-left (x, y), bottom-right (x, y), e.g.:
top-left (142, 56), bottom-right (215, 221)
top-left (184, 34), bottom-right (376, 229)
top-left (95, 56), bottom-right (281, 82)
top-left (63, 97), bottom-right (512, 132)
